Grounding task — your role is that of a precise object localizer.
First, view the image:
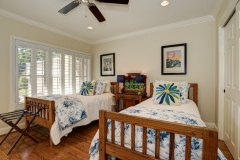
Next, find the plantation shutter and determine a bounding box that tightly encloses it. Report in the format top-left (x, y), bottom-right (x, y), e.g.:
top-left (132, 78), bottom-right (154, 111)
top-left (35, 45), bottom-right (50, 97)
top-left (12, 38), bottom-right (91, 110)
top-left (52, 50), bottom-right (62, 94)
top-left (16, 40), bottom-right (34, 108)
top-left (76, 56), bottom-right (82, 92)
top-left (64, 53), bottom-right (73, 94)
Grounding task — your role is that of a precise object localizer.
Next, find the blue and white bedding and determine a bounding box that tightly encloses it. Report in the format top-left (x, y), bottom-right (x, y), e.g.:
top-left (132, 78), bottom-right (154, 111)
top-left (42, 93), bottom-right (115, 145)
top-left (40, 94), bottom-right (87, 130)
top-left (89, 101), bottom-right (227, 160)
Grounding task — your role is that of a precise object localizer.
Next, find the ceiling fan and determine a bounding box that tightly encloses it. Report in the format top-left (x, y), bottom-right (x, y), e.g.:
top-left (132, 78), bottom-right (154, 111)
top-left (58, 0), bottom-right (129, 22)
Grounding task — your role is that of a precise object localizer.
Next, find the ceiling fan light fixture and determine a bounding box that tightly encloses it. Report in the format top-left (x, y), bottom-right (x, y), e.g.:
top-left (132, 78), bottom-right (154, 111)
top-left (161, 0), bottom-right (169, 6)
top-left (88, 26), bottom-right (93, 29)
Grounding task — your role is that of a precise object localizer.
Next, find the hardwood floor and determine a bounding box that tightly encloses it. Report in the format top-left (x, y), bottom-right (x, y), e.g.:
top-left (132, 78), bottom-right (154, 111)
top-left (0, 121), bottom-right (234, 160)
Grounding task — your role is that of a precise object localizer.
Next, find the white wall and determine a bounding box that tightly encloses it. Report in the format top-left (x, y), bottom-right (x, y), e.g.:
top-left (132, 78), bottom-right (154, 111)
top-left (93, 20), bottom-right (216, 123)
top-left (0, 15), bottom-right (92, 129)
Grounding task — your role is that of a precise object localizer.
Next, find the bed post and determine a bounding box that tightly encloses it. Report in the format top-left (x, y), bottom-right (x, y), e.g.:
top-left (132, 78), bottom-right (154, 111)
top-left (202, 128), bottom-right (218, 159)
top-left (49, 100), bottom-right (55, 146)
top-left (99, 110), bottom-right (107, 160)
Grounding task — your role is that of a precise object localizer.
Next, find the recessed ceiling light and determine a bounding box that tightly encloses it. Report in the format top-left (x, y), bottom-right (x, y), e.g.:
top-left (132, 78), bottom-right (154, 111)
top-left (88, 26), bottom-right (93, 30)
top-left (161, 0), bottom-right (169, 6)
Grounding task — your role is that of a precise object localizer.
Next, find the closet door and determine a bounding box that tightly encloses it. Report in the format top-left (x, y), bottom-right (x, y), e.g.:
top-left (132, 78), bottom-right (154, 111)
top-left (224, 3), bottom-right (240, 159)
top-left (235, 2), bottom-right (240, 159)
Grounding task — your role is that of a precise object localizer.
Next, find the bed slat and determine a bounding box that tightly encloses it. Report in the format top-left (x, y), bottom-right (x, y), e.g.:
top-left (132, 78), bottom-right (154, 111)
top-left (185, 136), bottom-right (191, 160)
top-left (100, 110), bottom-right (218, 160)
top-left (121, 122), bottom-right (124, 147)
top-left (169, 133), bottom-right (175, 160)
top-left (99, 111), bottom-right (107, 159)
top-left (111, 120), bottom-right (115, 144)
top-left (131, 124), bottom-right (135, 151)
top-left (155, 130), bottom-right (160, 158)
top-left (142, 127), bottom-right (147, 155)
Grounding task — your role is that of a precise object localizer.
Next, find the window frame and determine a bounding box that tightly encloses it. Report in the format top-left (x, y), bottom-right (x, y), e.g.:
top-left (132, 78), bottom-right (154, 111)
top-left (10, 37), bottom-right (91, 110)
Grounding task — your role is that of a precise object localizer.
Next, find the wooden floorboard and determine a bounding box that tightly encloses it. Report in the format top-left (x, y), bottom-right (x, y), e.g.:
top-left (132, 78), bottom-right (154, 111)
top-left (0, 120), bottom-right (234, 160)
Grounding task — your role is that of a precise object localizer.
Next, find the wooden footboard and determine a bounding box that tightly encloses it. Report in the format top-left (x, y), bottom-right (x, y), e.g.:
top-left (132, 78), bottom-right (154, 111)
top-left (25, 97), bottom-right (55, 145)
top-left (99, 110), bottom-right (218, 160)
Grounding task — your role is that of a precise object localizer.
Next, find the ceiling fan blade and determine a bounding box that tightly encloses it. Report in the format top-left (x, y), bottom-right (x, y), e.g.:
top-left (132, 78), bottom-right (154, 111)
top-left (88, 3), bottom-right (106, 22)
top-left (95, 0), bottom-right (129, 4)
top-left (58, 1), bottom-right (80, 14)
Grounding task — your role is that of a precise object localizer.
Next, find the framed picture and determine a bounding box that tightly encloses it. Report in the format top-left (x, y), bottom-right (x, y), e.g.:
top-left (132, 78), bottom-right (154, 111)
top-left (100, 53), bottom-right (115, 76)
top-left (161, 43), bottom-right (187, 75)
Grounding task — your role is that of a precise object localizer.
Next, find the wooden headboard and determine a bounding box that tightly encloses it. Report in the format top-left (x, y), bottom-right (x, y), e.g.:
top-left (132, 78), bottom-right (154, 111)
top-left (150, 83), bottom-right (198, 106)
top-left (110, 82), bottom-right (119, 94)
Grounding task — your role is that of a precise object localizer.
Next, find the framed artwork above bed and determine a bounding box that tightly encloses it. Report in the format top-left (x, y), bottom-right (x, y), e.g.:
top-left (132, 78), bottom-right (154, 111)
top-left (100, 53), bottom-right (115, 76)
top-left (161, 43), bottom-right (187, 75)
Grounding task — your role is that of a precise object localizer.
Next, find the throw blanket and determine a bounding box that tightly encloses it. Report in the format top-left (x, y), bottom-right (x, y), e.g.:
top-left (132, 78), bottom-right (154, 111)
top-left (40, 95), bottom-right (87, 130)
top-left (89, 106), bottom-right (227, 160)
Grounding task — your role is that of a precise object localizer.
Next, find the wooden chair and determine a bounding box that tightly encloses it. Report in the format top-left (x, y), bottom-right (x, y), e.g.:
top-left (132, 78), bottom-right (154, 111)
top-left (0, 101), bottom-right (46, 155)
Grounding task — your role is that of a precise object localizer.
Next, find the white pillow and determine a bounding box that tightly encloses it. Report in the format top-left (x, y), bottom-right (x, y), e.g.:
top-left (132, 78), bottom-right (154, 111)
top-left (94, 81), bottom-right (107, 95)
top-left (153, 81), bottom-right (181, 106)
top-left (179, 81), bottom-right (190, 104)
top-left (101, 80), bottom-right (111, 93)
top-left (153, 80), bottom-right (190, 104)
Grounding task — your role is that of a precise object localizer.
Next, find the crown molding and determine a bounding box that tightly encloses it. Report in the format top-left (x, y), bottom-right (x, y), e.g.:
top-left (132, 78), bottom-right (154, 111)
top-left (0, 9), bottom-right (92, 45)
top-left (0, 8), bottom-right (215, 46)
top-left (92, 15), bottom-right (215, 44)
top-left (218, 0), bottom-right (238, 27)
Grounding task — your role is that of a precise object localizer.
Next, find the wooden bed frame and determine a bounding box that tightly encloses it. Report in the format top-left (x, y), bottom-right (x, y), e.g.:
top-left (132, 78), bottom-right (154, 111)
top-left (99, 83), bottom-right (218, 160)
top-left (25, 82), bottom-right (119, 145)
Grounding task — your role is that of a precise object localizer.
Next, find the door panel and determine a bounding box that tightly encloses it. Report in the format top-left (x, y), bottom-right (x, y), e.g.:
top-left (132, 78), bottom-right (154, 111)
top-left (224, 10), bottom-right (239, 159)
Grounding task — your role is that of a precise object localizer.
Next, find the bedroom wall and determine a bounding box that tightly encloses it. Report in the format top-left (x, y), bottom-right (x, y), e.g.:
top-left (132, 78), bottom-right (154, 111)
top-left (0, 15), bottom-right (92, 129)
top-left (92, 20), bottom-right (216, 123)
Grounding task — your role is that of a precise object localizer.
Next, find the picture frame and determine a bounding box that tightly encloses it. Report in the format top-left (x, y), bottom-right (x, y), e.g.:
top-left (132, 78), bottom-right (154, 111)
top-left (100, 53), bottom-right (115, 76)
top-left (161, 43), bottom-right (187, 75)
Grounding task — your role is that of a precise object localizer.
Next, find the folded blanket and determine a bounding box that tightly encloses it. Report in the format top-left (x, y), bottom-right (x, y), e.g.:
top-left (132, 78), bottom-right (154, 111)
top-left (89, 106), bottom-right (227, 160)
top-left (40, 94), bottom-right (87, 130)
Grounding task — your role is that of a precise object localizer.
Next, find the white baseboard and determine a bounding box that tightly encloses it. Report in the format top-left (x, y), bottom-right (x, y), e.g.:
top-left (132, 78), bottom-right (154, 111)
top-left (0, 123), bottom-right (25, 136)
top-left (205, 122), bottom-right (217, 129)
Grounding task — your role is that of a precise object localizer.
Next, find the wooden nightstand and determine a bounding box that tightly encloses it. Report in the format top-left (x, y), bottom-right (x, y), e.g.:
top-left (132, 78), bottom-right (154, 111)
top-left (115, 93), bottom-right (147, 112)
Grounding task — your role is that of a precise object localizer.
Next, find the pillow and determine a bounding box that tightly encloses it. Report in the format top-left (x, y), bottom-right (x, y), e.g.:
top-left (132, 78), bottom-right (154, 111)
top-left (101, 80), bottom-right (111, 93)
top-left (179, 81), bottom-right (190, 104)
top-left (153, 81), bottom-right (181, 106)
top-left (94, 81), bottom-right (107, 95)
top-left (153, 80), bottom-right (190, 104)
top-left (79, 81), bottom-right (95, 96)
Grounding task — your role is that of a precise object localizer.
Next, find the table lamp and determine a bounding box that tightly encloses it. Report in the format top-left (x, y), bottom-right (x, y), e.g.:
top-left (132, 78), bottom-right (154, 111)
top-left (117, 75), bottom-right (125, 93)
top-left (135, 75), bottom-right (145, 94)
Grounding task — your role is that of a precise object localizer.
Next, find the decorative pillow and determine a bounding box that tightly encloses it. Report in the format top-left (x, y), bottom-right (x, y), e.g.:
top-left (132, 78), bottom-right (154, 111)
top-left (94, 81), bottom-right (107, 95)
top-left (79, 81), bottom-right (95, 96)
top-left (180, 81), bottom-right (190, 104)
top-left (153, 81), bottom-right (181, 106)
top-left (153, 80), bottom-right (190, 104)
top-left (101, 80), bottom-right (111, 93)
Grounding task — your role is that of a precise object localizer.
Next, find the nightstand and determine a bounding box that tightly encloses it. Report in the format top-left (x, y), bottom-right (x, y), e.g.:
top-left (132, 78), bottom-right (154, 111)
top-left (115, 93), bottom-right (147, 112)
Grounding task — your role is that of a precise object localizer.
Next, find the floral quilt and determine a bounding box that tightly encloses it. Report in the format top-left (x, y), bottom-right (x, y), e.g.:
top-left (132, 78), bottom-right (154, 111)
top-left (40, 94), bottom-right (87, 130)
top-left (89, 106), bottom-right (227, 160)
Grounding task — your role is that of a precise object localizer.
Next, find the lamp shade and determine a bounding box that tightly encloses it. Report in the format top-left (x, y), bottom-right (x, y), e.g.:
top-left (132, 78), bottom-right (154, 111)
top-left (117, 75), bottom-right (125, 83)
top-left (135, 75), bottom-right (144, 83)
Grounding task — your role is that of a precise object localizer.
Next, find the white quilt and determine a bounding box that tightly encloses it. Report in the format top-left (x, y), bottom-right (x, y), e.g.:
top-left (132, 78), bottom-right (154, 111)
top-left (50, 93), bottom-right (115, 145)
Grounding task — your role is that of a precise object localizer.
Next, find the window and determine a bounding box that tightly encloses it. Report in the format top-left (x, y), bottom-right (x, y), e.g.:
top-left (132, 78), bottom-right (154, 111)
top-left (12, 38), bottom-right (91, 109)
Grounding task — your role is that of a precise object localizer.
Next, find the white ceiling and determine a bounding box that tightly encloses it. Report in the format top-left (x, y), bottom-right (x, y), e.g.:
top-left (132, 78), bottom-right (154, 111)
top-left (0, 0), bottom-right (221, 44)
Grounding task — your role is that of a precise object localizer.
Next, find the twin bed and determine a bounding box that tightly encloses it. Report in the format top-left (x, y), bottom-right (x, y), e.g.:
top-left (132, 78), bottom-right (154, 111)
top-left (24, 82), bottom-right (226, 159)
top-left (25, 82), bottom-right (119, 145)
top-left (89, 83), bottom-right (226, 160)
